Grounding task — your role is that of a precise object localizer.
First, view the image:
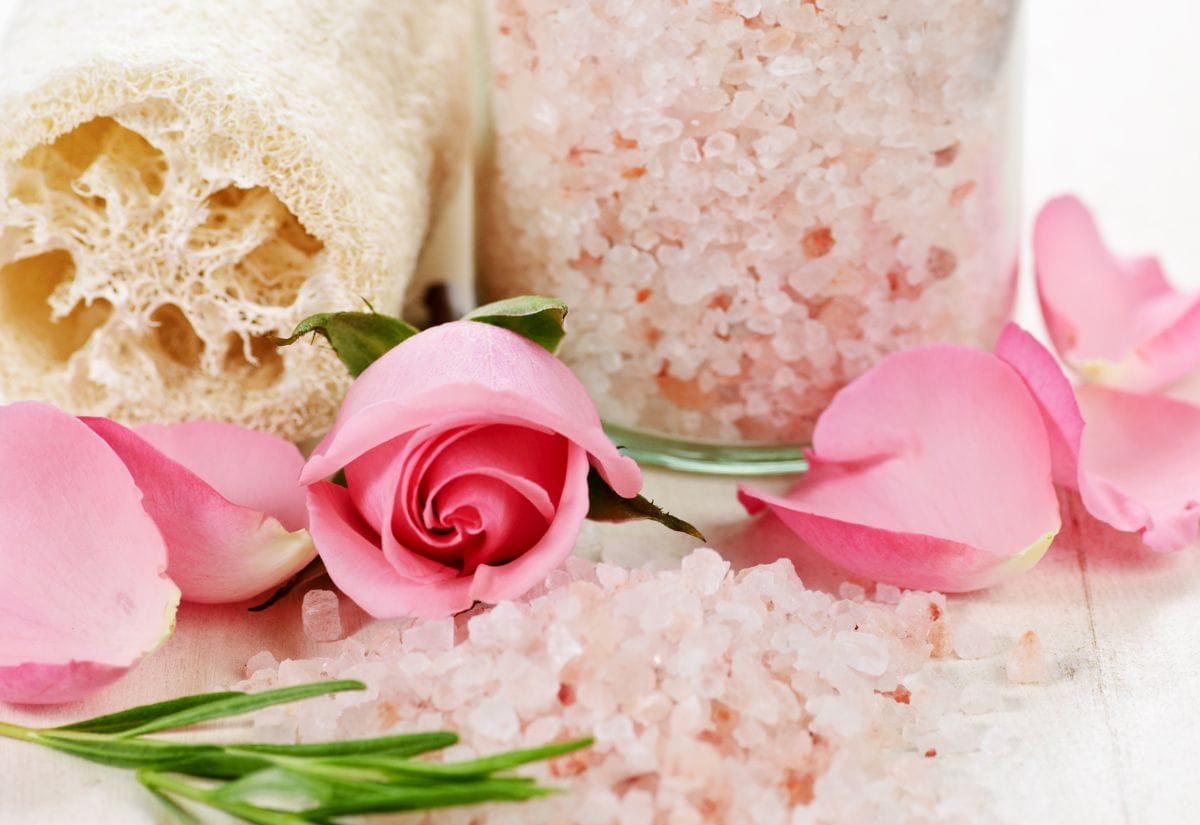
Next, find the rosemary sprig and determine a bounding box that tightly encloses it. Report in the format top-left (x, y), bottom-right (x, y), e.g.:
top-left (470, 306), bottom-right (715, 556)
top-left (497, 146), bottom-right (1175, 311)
top-left (0, 680), bottom-right (589, 823)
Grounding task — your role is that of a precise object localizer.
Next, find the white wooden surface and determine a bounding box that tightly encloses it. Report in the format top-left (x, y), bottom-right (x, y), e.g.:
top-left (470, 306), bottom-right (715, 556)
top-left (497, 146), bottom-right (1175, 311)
top-left (4, 2), bottom-right (1200, 823)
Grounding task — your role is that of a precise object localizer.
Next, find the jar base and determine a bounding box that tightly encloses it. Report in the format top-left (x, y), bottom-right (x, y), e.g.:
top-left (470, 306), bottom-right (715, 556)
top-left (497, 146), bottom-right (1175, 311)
top-left (603, 424), bottom-right (809, 476)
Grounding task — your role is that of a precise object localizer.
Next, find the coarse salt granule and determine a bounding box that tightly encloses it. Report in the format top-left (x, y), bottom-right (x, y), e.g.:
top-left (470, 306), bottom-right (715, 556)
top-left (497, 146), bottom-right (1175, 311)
top-left (236, 550), bottom-right (1011, 824)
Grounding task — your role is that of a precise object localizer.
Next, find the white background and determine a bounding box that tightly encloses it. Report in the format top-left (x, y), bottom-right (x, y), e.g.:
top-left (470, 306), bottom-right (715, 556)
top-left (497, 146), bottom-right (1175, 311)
top-left (1023, 1), bottom-right (1200, 286)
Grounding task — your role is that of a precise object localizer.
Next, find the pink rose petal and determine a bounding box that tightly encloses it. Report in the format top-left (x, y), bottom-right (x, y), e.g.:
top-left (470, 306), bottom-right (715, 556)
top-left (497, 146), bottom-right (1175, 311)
top-left (301, 321), bottom-right (641, 497)
top-left (1076, 386), bottom-right (1200, 552)
top-left (993, 323), bottom-right (1084, 487)
top-left (307, 481), bottom-right (475, 619)
top-left (996, 323), bottom-right (1200, 553)
top-left (739, 346), bottom-right (1060, 592)
top-left (134, 420), bottom-right (309, 531)
top-left (0, 403), bottom-right (179, 704)
top-left (1035, 195), bottom-right (1200, 391)
top-left (86, 418), bottom-right (314, 604)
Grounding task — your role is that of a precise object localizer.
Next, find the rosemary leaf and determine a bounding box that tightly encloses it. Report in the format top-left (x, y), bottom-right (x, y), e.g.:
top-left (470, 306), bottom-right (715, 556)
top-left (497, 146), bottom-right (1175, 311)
top-left (54, 691), bottom-right (244, 734)
top-left (232, 731), bottom-right (457, 759)
top-left (114, 681), bottom-right (366, 738)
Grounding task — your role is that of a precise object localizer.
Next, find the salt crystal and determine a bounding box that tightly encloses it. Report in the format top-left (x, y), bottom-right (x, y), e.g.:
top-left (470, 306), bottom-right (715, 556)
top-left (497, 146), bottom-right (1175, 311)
top-left (244, 650), bottom-right (278, 677)
top-left (468, 695), bottom-right (520, 741)
top-left (301, 589), bottom-right (344, 643)
top-left (806, 695), bottom-right (865, 739)
top-left (834, 630), bottom-right (889, 677)
top-left (595, 562), bottom-right (629, 592)
top-left (733, 0), bottom-right (762, 18)
top-left (959, 683), bottom-right (1002, 715)
top-left (874, 583), bottom-right (903, 604)
top-left (1006, 630), bottom-right (1049, 684)
top-left (702, 132), bottom-right (737, 159)
top-left (546, 622), bottom-right (583, 670)
top-left (620, 789), bottom-right (655, 825)
top-left (234, 550), bottom-right (1007, 821)
top-left (953, 621), bottom-right (995, 659)
top-left (837, 582), bottom-right (866, 602)
top-left (680, 547), bottom-right (730, 596)
top-left (402, 617), bottom-right (455, 652)
top-left (767, 55), bottom-right (813, 77)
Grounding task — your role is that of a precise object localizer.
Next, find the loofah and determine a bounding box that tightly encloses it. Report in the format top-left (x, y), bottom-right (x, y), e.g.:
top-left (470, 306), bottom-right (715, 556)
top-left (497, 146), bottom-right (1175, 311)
top-left (0, 0), bottom-right (470, 441)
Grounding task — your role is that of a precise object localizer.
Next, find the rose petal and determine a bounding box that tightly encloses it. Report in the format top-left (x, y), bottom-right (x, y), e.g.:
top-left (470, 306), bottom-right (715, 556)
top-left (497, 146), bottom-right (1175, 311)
top-left (996, 324), bottom-right (1200, 553)
top-left (993, 323), bottom-right (1083, 487)
top-left (86, 418), bottom-right (315, 604)
top-left (1035, 195), bottom-right (1200, 391)
top-left (301, 321), bottom-right (642, 497)
top-left (469, 443), bottom-right (592, 603)
top-left (1075, 386), bottom-right (1200, 552)
top-left (342, 425), bottom-right (572, 589)
top-left (133, 420), bottom-right (308, 531)
top-left (307, 481), bottom-right (474, 619)
top-left (738, 346), bottom-right (1060, 592)
top-left (345, 433), bottom-right (459, 583)
top-left (0, 403), bottom-right (179, 704)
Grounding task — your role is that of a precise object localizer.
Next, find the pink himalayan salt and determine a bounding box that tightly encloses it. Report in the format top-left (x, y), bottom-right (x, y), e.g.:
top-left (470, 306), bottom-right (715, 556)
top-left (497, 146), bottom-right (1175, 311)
top-left (1007, 630), bottom-right (1050, 684)
top-left (479, 0), bottom-right (1019, 445)
top-left (952, 620), bottom-right (996, 660)
top-left (301, 589), bottom-right (344, 643)
top-left (235, 550), bottom-right (1012, 824)
top-left (243, 650), bottom-right (278, 678)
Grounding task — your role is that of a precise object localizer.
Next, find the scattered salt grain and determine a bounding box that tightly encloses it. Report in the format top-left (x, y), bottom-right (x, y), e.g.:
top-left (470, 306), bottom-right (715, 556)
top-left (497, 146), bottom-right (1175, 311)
top-left (402, 616), bottom-right (455, 652)
top-left (243, 650), bottom-right (278, 678)
top-left (1006, 630), bottom-right (1050, 684)
top-left (235, 551), bottom-right (1013, 823)
top-left (837, 581), bottom-right (867, 602)
top-left (301, 589), bottom-right (344, 643)
top-left (874, 582), bottom-right (903, 604)
top-left (959, 683), bottom-right (1002, 715)
top-left (834, 630), bottom-right (889, 676)
top-left (952, 620), bottom-right (995, 660)
top-left (469, 696), bottom-right (520, 742)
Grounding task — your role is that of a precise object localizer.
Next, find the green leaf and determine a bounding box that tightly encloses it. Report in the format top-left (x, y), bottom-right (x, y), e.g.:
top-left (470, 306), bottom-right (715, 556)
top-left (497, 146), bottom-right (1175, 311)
top-left (335, 737), bottom-right (592, 781)
top-left (143, 782), bottom-right (205, 825)
top-left (301, 779), bottom-right (556, 818)
top-left (4, 681), bottom-right (587, 824)
top-left (139, 771), bottom-right (315, 825)
top-left (33, 732), bottom-right (229, 772)
top-left (275, 312), bottom-right (418, 377)
top-left (465, 295), bottom-right (568, 353)
top-left (586, 467), bottom-right (706, 541)
top-left (54, 691), bottom-right (244, 734)
top-left (114, 681), bottom-right (366, 738)
top-left (234, 731), bottom-right (458, 760)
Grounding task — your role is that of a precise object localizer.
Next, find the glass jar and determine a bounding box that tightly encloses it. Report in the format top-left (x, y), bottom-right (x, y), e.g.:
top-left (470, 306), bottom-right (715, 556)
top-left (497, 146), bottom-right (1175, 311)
top-left (479, 1), bottom-right (1021, 472)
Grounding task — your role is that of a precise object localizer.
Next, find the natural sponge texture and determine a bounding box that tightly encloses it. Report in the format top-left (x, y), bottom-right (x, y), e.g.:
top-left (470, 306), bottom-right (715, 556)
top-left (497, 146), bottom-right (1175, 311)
top-left (0, 0), bottom-right (470, 440)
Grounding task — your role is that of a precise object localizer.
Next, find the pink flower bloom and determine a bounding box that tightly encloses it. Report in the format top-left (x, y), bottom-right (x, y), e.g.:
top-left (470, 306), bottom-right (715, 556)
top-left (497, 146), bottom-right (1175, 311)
top-left (301, 321), bottom-right (643, 618)
top-left (739, 345), bottom-right (1060, 592)
top-left (1035, 195), bottom-right (1200, 392)
top-left (0, 403), bottom-right (179, 705)
top-left (997, 324), bottom-right (1200, 552)
top-left (86, 418), bottom-right (313, 604)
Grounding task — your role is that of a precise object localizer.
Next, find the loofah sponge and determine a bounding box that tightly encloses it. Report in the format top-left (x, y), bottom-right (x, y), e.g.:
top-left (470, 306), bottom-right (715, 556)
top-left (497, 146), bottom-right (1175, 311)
top-left (0, 0), bottom-right (470, 441)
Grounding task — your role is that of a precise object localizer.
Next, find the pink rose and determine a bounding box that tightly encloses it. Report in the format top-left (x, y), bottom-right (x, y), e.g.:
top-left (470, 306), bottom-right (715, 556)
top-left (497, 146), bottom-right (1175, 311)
top-left (300, 320), bottom-right (643, 618)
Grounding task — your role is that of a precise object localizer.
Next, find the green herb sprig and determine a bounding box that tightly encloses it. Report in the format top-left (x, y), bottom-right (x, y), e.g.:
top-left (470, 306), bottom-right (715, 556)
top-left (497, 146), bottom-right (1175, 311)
top-left (0, 680), bottom-right (588, 824)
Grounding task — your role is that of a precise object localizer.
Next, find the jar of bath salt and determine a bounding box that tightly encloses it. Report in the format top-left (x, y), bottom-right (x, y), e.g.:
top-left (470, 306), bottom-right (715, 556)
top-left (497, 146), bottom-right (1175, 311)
top-left (479, 0), bottom-right (1021, 472)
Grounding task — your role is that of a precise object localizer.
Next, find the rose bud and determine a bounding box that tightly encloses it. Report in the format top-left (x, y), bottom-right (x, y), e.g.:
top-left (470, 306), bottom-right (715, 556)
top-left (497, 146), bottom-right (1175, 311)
top-left (300, 320), bottom-right (643, 618)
